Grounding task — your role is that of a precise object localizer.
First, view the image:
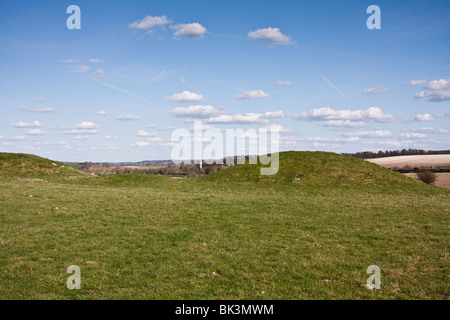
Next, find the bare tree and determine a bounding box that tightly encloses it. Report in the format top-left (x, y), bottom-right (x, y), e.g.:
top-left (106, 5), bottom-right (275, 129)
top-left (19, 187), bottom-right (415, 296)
top-left (417, 169), bottom-right (437, 185)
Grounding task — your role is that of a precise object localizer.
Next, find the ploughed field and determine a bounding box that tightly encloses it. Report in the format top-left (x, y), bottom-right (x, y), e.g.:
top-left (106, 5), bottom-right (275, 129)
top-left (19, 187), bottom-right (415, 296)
top-left (0, 152), bottom-right (449, 299)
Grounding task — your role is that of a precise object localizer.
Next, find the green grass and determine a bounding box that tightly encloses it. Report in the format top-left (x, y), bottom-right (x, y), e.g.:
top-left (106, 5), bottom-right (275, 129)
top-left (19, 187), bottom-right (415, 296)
top-left (0, 152), bottom-right (449, 299)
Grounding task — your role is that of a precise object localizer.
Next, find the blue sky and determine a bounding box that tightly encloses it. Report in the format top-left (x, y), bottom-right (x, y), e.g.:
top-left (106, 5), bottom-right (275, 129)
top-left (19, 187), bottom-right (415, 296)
top-left (1, 0), bottom-right (449, 162)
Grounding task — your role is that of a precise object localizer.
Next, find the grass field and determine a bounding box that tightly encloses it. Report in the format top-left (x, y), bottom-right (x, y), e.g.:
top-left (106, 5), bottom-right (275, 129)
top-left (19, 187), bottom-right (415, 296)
top-left (0, 152), bottom-right (449, 299)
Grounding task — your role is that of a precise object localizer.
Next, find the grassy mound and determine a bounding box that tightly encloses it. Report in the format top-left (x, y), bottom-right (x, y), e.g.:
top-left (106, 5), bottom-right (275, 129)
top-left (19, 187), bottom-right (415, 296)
top-left (200, 151), bottom-right (423, 189)
top-left (0, 153), bottom-right (85, 177)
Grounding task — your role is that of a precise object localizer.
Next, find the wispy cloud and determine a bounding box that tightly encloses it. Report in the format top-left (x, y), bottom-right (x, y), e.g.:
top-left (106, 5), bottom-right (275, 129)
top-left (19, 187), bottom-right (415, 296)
top-left (170, 105), bottom-right (224, 118)
top-left (362, 87), bottom-right (390, 94)
top-left (274, 80), bottom-right (292, 87)
top-left (19, 106), bottom-right (55, 113)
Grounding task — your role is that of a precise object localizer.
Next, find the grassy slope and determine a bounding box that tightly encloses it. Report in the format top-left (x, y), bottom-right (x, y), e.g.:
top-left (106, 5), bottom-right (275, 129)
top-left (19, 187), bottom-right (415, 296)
top-left (0, 152), bottom-right (449, 300)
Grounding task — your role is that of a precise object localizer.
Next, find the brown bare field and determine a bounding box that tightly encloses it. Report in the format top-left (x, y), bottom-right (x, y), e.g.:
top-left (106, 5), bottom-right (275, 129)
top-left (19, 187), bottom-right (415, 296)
top-left (366, 155), bottom-right (450, 168)
top-left (405, 172), bottom-right (450, 189)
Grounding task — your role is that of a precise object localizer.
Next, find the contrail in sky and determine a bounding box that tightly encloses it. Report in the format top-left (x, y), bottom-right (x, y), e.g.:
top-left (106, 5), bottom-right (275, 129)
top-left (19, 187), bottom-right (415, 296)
top-left (88, 76), bottom-right (162, 107)
top-left (321, 75), bottom-right (346, 99)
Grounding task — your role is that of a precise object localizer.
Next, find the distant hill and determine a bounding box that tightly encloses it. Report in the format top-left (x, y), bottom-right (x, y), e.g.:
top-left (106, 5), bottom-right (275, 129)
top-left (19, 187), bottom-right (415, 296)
top-left (0, 153), bottom-right (86, 177)
top-left (200, 151), bottom-right (424, 188)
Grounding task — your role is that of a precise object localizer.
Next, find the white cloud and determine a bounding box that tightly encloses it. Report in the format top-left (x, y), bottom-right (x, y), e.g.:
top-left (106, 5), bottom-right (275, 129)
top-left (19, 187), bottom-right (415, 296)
top-left (71, 65), bottom-right (90, 73)
top-left (33, 97), bottom-right (45, 101)
top-left (12, 121), bottom-right (41, 128)
top-left (344, 130), bottom-right (392, 138)
top-left (274, 80), bottom-right (292, 87)
top-left (63, 121), bottom-right (98, 135)
top-left (259, 124), bottom-right (292, 133)
top-left (19, 106), bottom-right (55, 113)
top-left (362, 87), bottom-right (390, 94)
top-left (206, 111), bottom-right (284, 124)
top-left (415, 113), bottom-right (434, 122)
top-left (401, 132), bottom-right (427, 139)
top-left (307, 136), bottom-right (359, 143)
top-left (117, 115), bottom-right (139, 120)
top-left (235, 89), bottom-right (270, 100)
top-left (413, 78), bottom-right (450, 102)
top-left (76, 121), bottom-right (98, 129)
top-left (13, 135), bottom-right (26, 140)
top-left (129, 15), bottom-right (171, 30)
top-left (97, 110), bottom-right (107, 115)
top-left (170, 105), bottom-right (224, 118)
top-left (323, 120), bottom-right (367, 128)
top-left (172, 23), bottom-right (206, 38)
top-left (166, 91), bottom-right (205, 102)
top-left (59, 59), bottom-right (80, 63)
top-left (27, 129), bottom-right (45, 135)
top-left (408, 127), bottom-right (449, 134)
top-left (408, 80), bottom-right (427, 85)
top-left (146, 136), bottom-right (162, 142)
top-left (89, 59), bottom-right (104, 64)
top-left (137, 130), bottom-right (157, 137)
top-left (94, 69), bottom-right (104, 77)
top-left (248, 27), bottom-right (293, 45)
top-left (133, 141), bottom-right (150, 147)
top-left (294, 107), bottom-right (397, 123)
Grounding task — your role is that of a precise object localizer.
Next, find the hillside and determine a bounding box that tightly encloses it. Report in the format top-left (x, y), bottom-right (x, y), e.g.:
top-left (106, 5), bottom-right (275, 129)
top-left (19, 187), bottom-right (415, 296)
top-left (0, 153), bottom-right (85, 177)
top-left (200, 151), bottom-right (425, 188)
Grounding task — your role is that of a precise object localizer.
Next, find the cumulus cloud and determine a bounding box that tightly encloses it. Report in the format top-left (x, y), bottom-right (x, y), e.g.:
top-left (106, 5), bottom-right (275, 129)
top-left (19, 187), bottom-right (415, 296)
top-left (274, 80), bottom-right (292, 87)
top-left (412, 78), bottom-right (450, 102)
top-left (12, 121), bottom-right (41, 128)
top-left (19, 106), bottom-right (55, 113)
top-left (206, 111), bottom-right (284, 124)
top-left (235, 89), bottom-right (270, 100)
top-left (33, 97), bottom-right (45, 101)
top-left (97, 110), bottom-right (107, 115)
top-left (170, 105), bottom-right (224, 118)
top-left (166, 91), bottom-right (205, 102)
top-left (129, 15), bottom-right (171, 30)
top-left (293, 107), bottom-right (397, 123)
top-left (362, 87), bottom-right (390, 94)
top-left (415, 113), bottom-right (434, 122)
top-left (172, 23), bottom-right (206, 38)
top-left (117, 115), bottom-right (139, 120)
top-left (248, 27), bottom-right (293, 45)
